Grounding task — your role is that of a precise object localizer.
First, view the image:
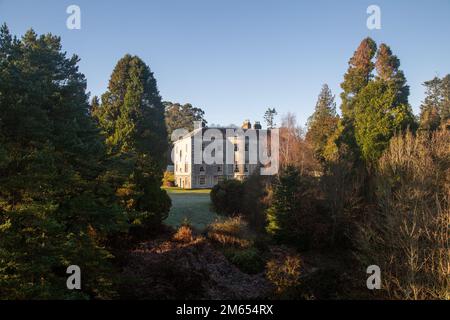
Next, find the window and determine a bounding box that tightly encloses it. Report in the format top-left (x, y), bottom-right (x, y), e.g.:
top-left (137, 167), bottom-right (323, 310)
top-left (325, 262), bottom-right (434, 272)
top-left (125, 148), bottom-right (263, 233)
top-left (185, 163), bottom-right (188, 172)
top-left (234, 144), bottom-right (238, 151)
top-left (211, 149), bottom-right (216, 157)
top-left (199, 176), bottom-right (206, 185)
top-left (218, 176), bottom-right (225, 183)
top-left (199, 166), bottom-right (205, 173)
top-left (217, 165), bottom-right (222, 173)
top-left (234, 164), bottom-right (239, 173)
top-left (244, 164), bottom-right (249, 173)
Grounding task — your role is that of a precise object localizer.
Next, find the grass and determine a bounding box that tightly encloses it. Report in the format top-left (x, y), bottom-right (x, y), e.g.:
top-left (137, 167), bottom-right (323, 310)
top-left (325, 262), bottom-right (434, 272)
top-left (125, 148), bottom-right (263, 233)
top-left (163, 187), bottom-right (222, 231)
top-left (163, 187), bottom-right (212, 194)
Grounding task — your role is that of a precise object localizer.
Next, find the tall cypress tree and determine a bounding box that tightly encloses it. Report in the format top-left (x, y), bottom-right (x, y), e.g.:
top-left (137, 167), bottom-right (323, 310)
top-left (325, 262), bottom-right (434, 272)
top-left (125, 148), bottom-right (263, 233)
top-left (92, 54), bottom-right (171, 235)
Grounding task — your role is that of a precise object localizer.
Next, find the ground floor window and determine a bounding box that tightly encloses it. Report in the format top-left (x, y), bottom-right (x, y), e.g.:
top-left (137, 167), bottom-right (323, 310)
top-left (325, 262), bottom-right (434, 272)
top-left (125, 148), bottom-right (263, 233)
top-left (199, 176), bottom-right (206, 185)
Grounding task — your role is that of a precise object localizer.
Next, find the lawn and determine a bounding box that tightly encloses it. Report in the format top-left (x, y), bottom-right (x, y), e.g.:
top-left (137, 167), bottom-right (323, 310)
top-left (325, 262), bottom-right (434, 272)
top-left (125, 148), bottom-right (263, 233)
top-left (163, 187), bottom-right (222, 231)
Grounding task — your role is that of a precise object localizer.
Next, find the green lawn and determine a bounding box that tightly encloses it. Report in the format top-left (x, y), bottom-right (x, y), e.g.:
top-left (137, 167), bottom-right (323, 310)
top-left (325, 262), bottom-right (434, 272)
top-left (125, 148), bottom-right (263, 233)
top-left (163, 187), bottom-right (222, 231)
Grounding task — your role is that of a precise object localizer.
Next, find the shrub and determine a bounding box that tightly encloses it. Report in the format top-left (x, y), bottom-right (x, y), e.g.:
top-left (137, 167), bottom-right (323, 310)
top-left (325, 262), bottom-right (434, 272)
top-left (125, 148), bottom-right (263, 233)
top-left (266, 254), bottom-right (302, 297)
top-left (266, 166), bottom-right (328, 250)
top-left (207, 216), bottom-right (252, 248)
top-left (358, 130), bottom-right (450, 299)
top-left (210, 179), bottom-right (244, 215)
top-left (162, 171), bottom-right (175, 187)
top-left (223, 247), bottom-right (265, 274)
top-left (173, 225), bottom-right (194, 243)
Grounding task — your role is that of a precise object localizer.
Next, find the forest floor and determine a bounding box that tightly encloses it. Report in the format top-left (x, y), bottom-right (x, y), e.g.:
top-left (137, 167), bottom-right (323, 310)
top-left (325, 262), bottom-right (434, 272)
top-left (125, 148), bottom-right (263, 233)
top-left (163, 187), bottom-right (222, 230)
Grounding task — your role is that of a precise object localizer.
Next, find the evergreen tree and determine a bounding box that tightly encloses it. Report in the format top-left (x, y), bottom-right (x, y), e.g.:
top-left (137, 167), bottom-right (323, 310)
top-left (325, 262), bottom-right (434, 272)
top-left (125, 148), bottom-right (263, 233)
top-left (330, 38), bottom-right (378, 163)
top-left (306, 84), bottom-right (339, 164)
top-left (340, 38), bottom-right (377, 121)
top-left (164, 102), bottom-right (207, 137)
top-left (419, 75), bottom-right (450, 131)
top-left (266, 166), bottom-right (318, 248)
top-left (354, 44), bottom-right (415, 164)
top-left (0, 25), bottom-right (125, 299)
top-left (92, 54), bottom-right (171, 235)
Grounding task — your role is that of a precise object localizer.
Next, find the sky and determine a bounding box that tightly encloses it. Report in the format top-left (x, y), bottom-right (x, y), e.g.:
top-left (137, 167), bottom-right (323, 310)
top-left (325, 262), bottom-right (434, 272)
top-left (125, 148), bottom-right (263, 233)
top-left (1, 0), bottom-right (449, 127)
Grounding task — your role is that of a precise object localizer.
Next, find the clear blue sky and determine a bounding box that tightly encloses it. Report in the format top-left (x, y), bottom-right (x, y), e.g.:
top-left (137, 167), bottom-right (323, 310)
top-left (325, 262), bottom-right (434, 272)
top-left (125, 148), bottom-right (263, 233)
top-left (1, 0), bottom-right (449, 127)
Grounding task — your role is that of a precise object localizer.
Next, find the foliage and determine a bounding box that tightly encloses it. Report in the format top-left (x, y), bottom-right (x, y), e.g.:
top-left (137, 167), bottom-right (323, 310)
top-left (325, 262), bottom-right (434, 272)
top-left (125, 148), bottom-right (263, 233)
top-left (223, 247), bottom-right (265, 274)
top-left (207, 216), bottom-right (253, 248)
top-left (0, 25), bottom-right (125, 299)
top-left (266, 166), bottom-right (329, 250)
top-left (306, 84), bottom-right (339, 164)
top-left (419, 75), bottom-right (450, 131)
top-left (162, 170), bottom-right (175, 187)
top-left (354, 79), bottom-right (415, 164)
top-left (92, 54), bottom-right (171, 236)
top-left (264, 107), bottom-right (277, 129)
top-left (266, 252), bottom-right (302, 298)
top-left (172, 224), bottom-right (195, 243)
top-left (358, 130), bottom-right (449, 299)
top-left (210, 179), bottom-right (244, 216)
top-left (164, 102), bottom-right (207, 137)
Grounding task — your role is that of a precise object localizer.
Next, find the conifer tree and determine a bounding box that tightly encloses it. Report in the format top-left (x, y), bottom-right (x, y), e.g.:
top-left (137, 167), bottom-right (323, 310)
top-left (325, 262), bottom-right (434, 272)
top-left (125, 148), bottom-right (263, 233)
top-left (419, 75), bottom-right (450, 131)
top-left (329, 38), bottom-right (378, 163)
top-left (340, 38), bottom-right (377, 121)
top-left (306, 84), bottom-right (339, 164)
top-left (353, 44), bottom-right (415, 164)
top-left (0, 25), bottom-right (125, 299)
top-left (92, 54), bottom-right (171, 234)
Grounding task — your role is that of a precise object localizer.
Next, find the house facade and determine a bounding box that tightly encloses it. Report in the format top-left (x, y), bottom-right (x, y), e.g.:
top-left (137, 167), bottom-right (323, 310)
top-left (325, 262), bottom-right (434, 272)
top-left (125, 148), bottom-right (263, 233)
top-left (171, 120), bottom-right (266, 189)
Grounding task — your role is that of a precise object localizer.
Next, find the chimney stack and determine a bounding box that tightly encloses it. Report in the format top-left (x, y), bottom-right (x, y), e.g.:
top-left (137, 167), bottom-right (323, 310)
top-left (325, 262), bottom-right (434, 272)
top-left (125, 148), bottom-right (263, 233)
top-left (254, 121), bottom-right (262, 130)
top-left (242, 119), bottom-right (252, 129)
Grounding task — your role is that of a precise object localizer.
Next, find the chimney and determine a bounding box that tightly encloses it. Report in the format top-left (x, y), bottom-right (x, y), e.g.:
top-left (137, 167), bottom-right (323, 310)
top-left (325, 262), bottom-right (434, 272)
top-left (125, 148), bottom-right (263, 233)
top-left (242, 119), bottom-right (252, 129)
top-left (254, 121), bottom-right (262, 130)
top-left (194, 120), bottom-right (206, 130)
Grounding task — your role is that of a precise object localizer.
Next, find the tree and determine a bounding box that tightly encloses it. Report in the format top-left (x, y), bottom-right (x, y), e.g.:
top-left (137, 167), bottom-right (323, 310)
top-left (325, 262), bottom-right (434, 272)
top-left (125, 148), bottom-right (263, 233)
top-left (264, 108), bottom-right (277, 129)
top-left (164, 102), bottom-right (207, 137)
top-left (0, 25), bottom-right (125, 299)
top-left (358, 130), bottom-right (449, 299)
top-left (266, 166), bottom-right (323, 249)
top-left (353, 44), bottom-right (415, 165)
top-left (340, 38), bottom-right (377, 122)
top-left (330, 38), bottom-right (378, 163)
top-left (419, 75), bottom-right (450, 131)
top-left (210, 179), bottom-right (244, 216)
top-left (92, 54), bottom-right (171, 235)
top-left (306, 84), bottom-right (339, 164)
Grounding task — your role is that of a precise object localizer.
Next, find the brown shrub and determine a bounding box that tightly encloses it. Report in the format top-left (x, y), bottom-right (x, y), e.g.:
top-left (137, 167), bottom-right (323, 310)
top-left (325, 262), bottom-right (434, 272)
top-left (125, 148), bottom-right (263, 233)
top-left (207, 216), bottom-right (253, 248)
top-left (358, 130), bottom-right (450, 299)
top-left (266, 251), bottom-right (302, 297)
top-left (173, 225), bottom-right (195, 243)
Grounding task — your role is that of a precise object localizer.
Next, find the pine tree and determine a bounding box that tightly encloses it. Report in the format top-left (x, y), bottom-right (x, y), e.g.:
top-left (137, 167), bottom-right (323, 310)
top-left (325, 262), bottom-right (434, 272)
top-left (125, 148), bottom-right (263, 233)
top-left (306, 84), bottom-right (339, 164)
top-left (0, 25), bottom-right (125, 299)
top-left (92, 54), bottom-right (171, 235)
